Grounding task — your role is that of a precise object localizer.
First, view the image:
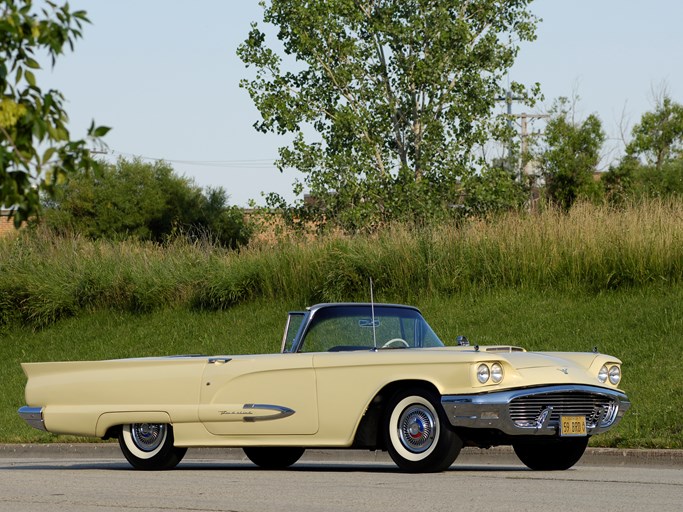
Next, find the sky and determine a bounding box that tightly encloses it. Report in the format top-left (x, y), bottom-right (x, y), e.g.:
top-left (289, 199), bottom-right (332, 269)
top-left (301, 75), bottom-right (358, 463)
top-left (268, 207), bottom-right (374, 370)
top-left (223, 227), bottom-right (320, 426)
top-left (37, 0), bottom-right (683, 206)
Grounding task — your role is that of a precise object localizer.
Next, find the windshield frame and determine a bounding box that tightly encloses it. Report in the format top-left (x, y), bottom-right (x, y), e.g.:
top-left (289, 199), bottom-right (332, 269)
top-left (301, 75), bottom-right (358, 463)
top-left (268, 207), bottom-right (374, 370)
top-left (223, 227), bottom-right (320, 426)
top-left (289, 303), bottom-right (445, 353)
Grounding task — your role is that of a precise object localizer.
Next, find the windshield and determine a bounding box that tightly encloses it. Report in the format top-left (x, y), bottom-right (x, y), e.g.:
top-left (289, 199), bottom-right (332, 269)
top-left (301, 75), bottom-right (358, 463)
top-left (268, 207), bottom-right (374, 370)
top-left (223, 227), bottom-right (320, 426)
top-left (299, 305), bottom-right (444, 352)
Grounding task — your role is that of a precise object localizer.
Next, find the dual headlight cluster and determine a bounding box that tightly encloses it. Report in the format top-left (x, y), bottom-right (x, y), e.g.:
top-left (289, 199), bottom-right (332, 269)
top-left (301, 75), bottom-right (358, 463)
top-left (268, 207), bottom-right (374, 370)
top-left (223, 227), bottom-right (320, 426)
top-left (477, 362), bottom-right (504, 384)
top-left (598, 364), bottom-right (621, 385)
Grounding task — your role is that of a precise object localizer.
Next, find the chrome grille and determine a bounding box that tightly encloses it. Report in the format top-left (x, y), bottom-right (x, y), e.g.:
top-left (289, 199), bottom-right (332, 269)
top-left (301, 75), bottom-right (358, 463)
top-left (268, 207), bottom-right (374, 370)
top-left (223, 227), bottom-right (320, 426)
top-left (509, 391), bottom-right (618, 428)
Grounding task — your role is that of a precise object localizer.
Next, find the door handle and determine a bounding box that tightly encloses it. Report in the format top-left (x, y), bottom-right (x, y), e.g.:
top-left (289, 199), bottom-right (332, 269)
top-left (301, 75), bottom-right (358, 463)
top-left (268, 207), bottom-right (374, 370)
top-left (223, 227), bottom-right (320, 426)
top-left (208, 357), bottom-right (231, 365)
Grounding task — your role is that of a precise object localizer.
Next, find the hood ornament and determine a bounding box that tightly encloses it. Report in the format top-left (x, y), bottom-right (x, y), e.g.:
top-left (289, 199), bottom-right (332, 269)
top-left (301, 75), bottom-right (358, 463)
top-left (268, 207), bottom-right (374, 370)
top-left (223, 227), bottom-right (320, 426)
top-left (557, 367), bottom-right (569, 375)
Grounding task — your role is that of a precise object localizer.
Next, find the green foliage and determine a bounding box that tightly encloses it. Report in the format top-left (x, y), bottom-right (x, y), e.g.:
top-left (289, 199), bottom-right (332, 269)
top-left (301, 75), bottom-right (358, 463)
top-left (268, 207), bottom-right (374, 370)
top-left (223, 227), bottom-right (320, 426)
top-left (604, 156), bottom-right (683, 205)
top-left (536, 97), bottom-right (605, 210)
top-left (631, 157), bottom-right (683, 198)
top-left (627, 95), bottom-right (683, 170)
top-left (2, 200), bottom-right (683, 328)
top-left (0, 0), bottom-right (109, 225)
top-left (199, 187), bottom-right (252, 249)
top-left (239, 0), bottom-right (539, 229)
top-left (605, 96), bottom-right (683, 204)
top-left (462, 162), bottom-right (528, 216)
top-left (603, 155), bottom-right (638, 204)
top-left (42, 158), bottom-right (252, 248)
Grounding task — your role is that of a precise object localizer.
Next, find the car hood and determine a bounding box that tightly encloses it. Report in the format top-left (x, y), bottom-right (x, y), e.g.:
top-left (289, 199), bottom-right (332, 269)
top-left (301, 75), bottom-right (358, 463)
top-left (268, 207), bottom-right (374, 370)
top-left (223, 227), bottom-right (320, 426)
top-left (500, 351), bottom-right (600, 370)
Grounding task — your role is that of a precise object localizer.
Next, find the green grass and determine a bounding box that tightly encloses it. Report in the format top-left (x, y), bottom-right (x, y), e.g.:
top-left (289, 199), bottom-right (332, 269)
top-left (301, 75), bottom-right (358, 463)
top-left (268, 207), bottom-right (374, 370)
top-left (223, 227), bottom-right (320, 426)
top-left (2, 288), bottom-right (681, 448)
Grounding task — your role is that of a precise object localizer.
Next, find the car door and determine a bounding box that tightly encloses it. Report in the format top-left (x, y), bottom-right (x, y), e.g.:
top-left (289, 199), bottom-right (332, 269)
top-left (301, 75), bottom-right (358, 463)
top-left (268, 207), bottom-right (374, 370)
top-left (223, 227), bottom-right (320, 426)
top-left (198, 353), bottom-right (318, 435)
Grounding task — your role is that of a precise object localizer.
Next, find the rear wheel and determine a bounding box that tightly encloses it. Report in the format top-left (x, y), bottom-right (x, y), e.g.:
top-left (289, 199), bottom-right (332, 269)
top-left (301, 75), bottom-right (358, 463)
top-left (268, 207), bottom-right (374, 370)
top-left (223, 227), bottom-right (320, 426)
top-left (118, 423), bottom-right (187, 470)
top-left (384, 388), bottom-right (462, 473)
top-left (513, 437), bottom-right (589, 470)
top-left (243, 447), bottom-right (305, 469)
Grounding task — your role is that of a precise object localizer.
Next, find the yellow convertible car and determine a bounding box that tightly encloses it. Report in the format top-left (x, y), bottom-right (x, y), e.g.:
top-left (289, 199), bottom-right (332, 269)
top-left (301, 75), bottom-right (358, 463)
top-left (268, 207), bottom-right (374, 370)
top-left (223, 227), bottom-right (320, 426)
top-left (19, 303), bottom-right (630, 472)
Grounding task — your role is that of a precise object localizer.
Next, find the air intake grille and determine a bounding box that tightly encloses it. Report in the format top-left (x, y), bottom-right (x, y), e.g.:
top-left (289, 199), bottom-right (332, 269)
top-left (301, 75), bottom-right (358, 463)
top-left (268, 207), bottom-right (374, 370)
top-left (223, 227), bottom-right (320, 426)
top-left (509, 391), bottom-right (618, 428)
top-left (485, 346), bottom-right (525, 353)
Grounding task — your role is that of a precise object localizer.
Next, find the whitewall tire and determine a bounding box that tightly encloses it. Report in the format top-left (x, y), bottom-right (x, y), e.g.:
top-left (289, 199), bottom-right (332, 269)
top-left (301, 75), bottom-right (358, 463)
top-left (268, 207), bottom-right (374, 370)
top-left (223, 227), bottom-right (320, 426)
top-left (384, 388), bottom-right (462, 472)
top-left (118, 423), bottom-right (187, 470)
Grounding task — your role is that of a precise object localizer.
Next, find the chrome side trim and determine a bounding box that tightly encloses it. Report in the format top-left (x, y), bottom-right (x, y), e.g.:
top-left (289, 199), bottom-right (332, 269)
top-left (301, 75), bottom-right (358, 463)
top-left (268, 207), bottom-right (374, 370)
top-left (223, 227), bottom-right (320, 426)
top-left (18, 406), bottom-right (47, 432)
top-left (441, 385), bottom-right (630, 437)
top-left (242, 404), bottom-right (295, 422)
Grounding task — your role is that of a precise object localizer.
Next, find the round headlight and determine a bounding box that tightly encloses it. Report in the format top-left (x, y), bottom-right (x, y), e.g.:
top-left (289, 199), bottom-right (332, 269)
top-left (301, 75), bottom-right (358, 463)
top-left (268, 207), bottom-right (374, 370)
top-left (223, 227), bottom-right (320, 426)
top-left (491, 363), bottom-right (504, 383)
top-left (477, 364), bottom-right (490, 384)
top-left (598, 365), bottom-right (608, 383)
top-left (608, 365), bottom-right (621, 385)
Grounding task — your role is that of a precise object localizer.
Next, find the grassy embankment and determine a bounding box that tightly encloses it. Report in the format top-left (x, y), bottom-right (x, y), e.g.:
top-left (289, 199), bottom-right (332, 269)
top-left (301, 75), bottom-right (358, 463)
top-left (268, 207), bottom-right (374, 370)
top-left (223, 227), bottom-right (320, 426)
top-left (1, 201), bottom-right (682, 447)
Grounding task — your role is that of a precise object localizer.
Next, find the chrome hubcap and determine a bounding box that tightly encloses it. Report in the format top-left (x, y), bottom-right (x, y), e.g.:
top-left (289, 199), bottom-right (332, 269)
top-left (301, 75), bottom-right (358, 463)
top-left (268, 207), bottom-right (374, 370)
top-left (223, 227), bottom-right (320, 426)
top-left (398, 405), bottom-right (436, 453)
top-left (131, 423), bottom-right (166, 452)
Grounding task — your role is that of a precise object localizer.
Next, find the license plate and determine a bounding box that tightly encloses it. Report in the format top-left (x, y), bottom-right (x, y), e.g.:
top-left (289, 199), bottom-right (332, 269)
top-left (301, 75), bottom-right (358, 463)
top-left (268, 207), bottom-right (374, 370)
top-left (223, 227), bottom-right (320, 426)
top-left (560, 415), bottom-right (587, 436)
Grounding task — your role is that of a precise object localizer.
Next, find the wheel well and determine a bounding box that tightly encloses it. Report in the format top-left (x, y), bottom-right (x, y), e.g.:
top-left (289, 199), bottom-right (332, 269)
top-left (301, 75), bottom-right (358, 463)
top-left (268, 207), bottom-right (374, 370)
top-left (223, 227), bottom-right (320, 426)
top-left (103, 424), bottom-right (122, 440)
top-left (352, 380), bottom-right (441, 450)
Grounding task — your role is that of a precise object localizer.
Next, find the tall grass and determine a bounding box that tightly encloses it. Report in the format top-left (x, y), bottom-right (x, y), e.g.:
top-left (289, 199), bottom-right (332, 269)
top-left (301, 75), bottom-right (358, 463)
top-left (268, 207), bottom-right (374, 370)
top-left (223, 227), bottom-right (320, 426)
top-left (1, 200), bottom-right (682, 328)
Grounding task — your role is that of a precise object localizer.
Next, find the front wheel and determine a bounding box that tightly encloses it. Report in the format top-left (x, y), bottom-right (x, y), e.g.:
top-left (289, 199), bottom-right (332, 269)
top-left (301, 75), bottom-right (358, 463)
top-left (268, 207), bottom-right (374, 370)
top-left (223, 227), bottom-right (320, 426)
top-left (119, 423), bottom-right (187, 470)
top-left (384, 388), bottom-right (462, 473)
top-left (513, 437), bottom-right (589, 470)
top-left (243, 447), bottom-right (305, 469)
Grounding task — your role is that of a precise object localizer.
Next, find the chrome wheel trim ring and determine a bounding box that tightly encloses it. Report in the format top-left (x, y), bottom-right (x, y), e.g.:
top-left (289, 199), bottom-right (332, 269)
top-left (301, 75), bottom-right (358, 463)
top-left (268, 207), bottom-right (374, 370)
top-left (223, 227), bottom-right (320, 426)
top-left (122, 423), bottom-right (168, 459)
top-left (389, 396), bottom-right (440, 462)
top-left (131, 423), bottom-right (166, 452)
top-left (398, 405), bottom-right (436, 453)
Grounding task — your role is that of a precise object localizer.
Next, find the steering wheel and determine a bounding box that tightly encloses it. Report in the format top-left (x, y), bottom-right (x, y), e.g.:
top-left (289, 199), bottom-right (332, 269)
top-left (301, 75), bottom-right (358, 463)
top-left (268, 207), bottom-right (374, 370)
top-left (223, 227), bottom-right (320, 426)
top-left (381, 338), bottom-right (410, 349)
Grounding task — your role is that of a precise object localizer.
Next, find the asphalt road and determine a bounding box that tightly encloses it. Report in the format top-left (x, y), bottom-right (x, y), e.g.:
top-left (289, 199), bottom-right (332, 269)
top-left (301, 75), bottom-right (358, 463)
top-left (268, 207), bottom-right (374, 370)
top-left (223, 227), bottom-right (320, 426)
top-left (1, 447), bottom-right (682, 512)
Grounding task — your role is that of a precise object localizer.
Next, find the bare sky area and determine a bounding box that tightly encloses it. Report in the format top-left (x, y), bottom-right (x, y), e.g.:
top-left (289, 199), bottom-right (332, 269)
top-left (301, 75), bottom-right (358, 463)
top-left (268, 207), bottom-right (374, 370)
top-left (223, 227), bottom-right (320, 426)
top-left (38, 0), bottom-right (683, 205)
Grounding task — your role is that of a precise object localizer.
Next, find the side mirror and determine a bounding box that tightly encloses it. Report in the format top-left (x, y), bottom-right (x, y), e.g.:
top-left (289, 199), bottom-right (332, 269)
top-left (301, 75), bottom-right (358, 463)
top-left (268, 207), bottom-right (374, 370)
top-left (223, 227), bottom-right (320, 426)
top-left (456, 335), bottom-right (470, 347)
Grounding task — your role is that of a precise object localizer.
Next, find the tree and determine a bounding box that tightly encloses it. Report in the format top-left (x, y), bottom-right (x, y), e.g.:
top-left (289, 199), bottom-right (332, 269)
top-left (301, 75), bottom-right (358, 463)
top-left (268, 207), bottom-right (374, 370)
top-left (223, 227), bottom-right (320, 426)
top-left (537, 97), bottom-right (605, 210)
top-left (462, 157), bottom-right (527, 215)
top-left (603, 155), bottom-right (638, 204)
top-left (603, 95), bottom-right (683, 203)
top-left (43, 158), bottom-right (252, 249)
top-left (626, 95), bottom-right (683, 170)
top-left (238, 0), bottom-right (539, 229)
top-left (0, 0), bottom-right (109, 226)
top-left (634, 156), bottom-right (683, 198)
top-left (195, 186), bottom-right (253, 249)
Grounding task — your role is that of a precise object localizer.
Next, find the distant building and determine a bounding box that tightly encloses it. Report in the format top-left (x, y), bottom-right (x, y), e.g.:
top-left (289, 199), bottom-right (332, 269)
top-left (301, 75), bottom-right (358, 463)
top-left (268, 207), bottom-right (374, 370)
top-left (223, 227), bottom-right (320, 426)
top-left (0, 209), bottom-right (16, 238)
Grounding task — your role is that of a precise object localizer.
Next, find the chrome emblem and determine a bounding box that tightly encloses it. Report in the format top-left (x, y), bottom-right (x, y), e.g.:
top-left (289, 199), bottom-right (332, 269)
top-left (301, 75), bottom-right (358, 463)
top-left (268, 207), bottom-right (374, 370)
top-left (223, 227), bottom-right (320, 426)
top-left (242, 404), bottom-right (295, 422)
top-left (557, 368), bottom-right (569, 374)
top-left (217, 404), bottom-right (295, 422)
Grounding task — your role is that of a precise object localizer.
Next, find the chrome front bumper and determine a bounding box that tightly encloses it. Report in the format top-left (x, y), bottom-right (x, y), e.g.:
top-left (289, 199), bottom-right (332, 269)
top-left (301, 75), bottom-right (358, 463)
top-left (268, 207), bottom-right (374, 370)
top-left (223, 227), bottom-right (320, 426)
top-left (441, 385), bottom-right (631, 436)
top-left (18, 406), bottom-right (47, 432)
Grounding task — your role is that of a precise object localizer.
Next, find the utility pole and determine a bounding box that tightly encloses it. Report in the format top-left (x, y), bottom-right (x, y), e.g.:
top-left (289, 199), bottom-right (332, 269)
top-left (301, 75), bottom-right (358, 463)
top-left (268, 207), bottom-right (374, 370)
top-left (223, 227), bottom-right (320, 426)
top-left (518, 112), bottom-right (549, 176)
top-left (497, 90), bottom-right (549, 179)
top-left (497, 90), bottom-right (524, 174)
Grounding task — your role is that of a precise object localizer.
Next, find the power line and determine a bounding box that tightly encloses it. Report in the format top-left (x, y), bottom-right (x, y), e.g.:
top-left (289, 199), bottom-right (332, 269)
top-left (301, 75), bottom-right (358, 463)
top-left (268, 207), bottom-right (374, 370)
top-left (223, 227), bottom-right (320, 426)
top-left (99, 149), bottom-right (281, 169)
